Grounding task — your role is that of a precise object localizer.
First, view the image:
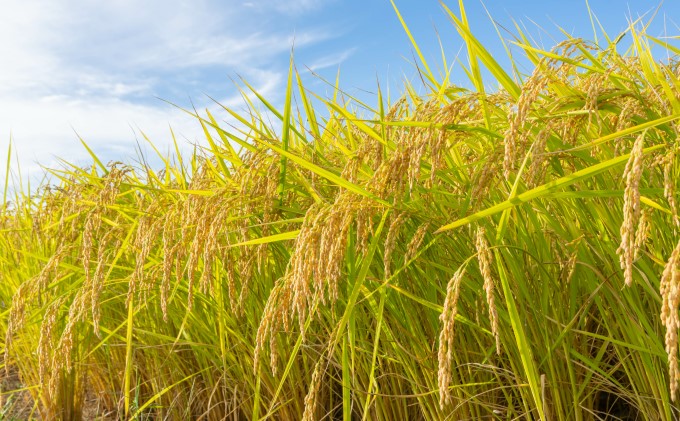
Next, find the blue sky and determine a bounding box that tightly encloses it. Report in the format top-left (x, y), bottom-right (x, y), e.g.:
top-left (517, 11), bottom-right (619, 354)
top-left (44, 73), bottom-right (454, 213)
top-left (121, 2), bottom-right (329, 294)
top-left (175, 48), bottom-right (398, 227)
top-left (1, 0), bottom-right (678, 186)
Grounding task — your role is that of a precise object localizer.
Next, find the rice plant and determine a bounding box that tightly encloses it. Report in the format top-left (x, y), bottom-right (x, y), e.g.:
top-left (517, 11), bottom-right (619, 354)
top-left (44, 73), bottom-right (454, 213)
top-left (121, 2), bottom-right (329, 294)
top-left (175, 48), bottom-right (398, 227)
top-left (1, 1), bottom-right (680, 420)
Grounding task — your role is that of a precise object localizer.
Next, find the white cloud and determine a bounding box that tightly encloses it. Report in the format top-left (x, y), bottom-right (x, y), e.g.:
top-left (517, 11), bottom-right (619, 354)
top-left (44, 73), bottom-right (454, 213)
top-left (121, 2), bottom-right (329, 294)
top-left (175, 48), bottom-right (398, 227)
top-left (0, 0), bottom-right (335, 190)
top-left (1, 69), bottom-right (282, 187)
top-left (241, 0), bottom-right (334, 15)
top-left (306, 47), bottom-right (358, 72)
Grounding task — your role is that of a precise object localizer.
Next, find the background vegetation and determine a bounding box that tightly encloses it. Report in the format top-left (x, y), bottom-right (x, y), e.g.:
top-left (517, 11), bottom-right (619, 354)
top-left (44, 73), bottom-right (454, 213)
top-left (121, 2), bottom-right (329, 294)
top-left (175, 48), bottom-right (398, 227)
top-left (1, 1), bottom-right (680, 419)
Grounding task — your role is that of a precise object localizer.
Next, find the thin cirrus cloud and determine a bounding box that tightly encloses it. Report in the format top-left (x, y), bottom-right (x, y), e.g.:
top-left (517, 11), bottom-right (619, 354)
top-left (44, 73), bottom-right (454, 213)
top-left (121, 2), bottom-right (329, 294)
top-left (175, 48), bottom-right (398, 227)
top-left (306, 48), bottom-right (358, 72)
top-left (242, 0), bottom-right (332, 15)
top-left (0, 0), bottom-right (342, 188)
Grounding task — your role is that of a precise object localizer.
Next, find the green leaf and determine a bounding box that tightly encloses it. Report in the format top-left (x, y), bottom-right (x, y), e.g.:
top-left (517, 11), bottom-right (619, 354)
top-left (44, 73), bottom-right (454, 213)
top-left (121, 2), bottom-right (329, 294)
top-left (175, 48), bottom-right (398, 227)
top-left (279, 54), bottom-right (294, 205)
top-left (259, 139), bottom-right (390, 206)
top-left (435, 143), bottom-right (666, 232)
top-left (3, 139), bottom-right (11, 209)
top-left (229, 230), bottom-right (300, 248)
top-left (443, 2), bottom-right (521, 99)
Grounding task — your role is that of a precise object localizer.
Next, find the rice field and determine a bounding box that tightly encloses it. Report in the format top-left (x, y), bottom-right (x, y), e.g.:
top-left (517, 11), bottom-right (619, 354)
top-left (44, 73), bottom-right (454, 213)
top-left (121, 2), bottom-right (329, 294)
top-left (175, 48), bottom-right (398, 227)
top-left (1, 2), bottom-right (680, 420)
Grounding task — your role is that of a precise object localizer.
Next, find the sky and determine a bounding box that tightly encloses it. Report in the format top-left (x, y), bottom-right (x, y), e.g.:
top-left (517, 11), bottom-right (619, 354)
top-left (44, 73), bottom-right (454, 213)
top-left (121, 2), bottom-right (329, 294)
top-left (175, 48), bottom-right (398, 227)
top-left (1, 0), bottom-right (678, 190)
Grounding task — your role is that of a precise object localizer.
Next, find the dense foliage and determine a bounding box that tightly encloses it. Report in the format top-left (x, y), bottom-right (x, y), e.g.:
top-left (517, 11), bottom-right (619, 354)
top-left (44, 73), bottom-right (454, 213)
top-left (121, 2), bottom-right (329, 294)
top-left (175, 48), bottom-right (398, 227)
top-left (2, 2), bottom-right (680, 420)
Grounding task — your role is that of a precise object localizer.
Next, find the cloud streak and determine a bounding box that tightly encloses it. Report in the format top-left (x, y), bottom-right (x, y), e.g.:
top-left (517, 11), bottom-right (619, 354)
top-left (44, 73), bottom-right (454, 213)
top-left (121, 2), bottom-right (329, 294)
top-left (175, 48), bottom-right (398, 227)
top-left (243, 0), bottom-right (335, 15)
top-left (0, 0), bottom-right (340, 188)
top-left (306, 47), bottom-right (358, 72)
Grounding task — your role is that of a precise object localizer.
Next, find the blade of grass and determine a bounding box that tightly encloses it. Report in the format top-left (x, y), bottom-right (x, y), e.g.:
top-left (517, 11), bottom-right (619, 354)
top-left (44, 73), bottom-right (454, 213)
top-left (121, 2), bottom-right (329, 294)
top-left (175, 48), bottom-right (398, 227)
top-left (435, 143), bottom-right (666, 232)
top-left (331, 210), bottom-right (389, 355)
top-left (228, 230), bottom-right (300, 248)
top-left (495, 248), bottom-right (545, 421)
top-left (389, 0), bottom-right (438, 90)
top-left (258, 139), bottom-right (390, 206)
top-left (77, 135), bottom-right (107, 174)
top-left (342, 334), bottom-right (352, 421)
top-left (3, 139), bottom-right (10, 210)
top-left (124, 292), bottom-right (135, 418)
top-left (361, 287), bottom-right (386, 419)
top-left (443, 2), bottom-right (521, 99)
top-left (129, 368), bottom-right (210, 419)
top-left (279, 54), bottom-right (294, 206)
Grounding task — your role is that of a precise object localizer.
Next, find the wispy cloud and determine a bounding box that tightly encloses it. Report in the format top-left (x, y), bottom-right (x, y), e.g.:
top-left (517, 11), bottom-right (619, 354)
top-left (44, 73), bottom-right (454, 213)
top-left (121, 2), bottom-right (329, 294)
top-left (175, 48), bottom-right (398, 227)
top-left (242, 0), bottom-right (335, 15)
top-left (306, 47), bottom-right (358, 72)
top-left (0, 0), bottom-right (337, 187)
